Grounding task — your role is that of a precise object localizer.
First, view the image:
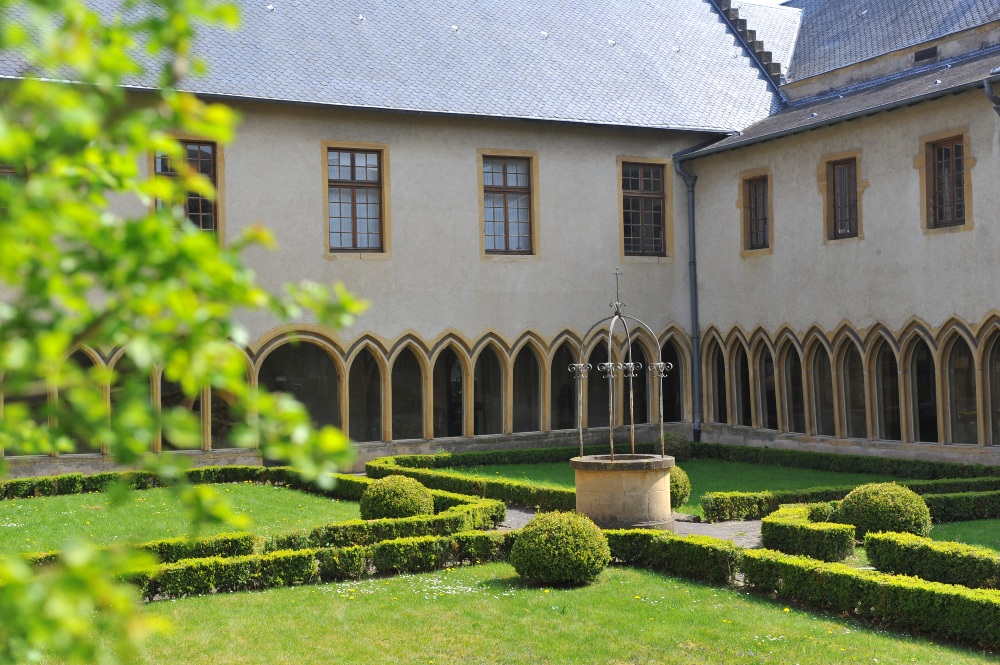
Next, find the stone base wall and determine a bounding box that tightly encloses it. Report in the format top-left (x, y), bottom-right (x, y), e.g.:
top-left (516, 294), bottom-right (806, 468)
top-left (699, 423), bottom-right (1000, 466)
top-left (2, 449), bottom-right (263, 479)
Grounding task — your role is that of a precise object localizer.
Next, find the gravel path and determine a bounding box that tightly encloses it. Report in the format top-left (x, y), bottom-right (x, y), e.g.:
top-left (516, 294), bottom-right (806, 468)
top-left (500, 507), bottom-right (763, 549)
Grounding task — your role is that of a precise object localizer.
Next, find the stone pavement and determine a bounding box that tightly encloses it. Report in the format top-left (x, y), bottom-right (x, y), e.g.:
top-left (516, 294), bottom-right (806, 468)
top-left (500, 507), bottom-right (763, 549)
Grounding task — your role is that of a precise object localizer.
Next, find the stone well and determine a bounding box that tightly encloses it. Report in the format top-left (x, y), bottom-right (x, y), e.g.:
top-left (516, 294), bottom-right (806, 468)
top-left (569, 454), bottom-right (674, 529)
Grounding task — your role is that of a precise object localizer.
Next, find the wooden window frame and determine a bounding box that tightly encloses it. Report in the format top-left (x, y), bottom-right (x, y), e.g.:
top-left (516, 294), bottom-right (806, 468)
top-left (621, 161), bottom-right (667, 257)
top-left (830, 158), bottom-right (858, 239)
top-left (929, 136), bottom-right (966, 229)
top-left (326, 147), bottom-right (385, 253)
top-left (818, 149), bottom-right (867, 243)
top-left (482, 155), bottom-right (533, 255)
top-left (914, 127), bottom-right (975, 235)
top-left (153, 140), bottom-right (219, 233)
top-left (745, 177), bottom-right (769, 250)
top-left (736, 167), bottom-right (774, 257)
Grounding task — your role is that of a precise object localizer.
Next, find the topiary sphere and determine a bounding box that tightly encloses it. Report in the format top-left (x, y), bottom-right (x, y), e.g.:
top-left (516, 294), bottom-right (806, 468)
top-left (669, 466), bottom-right (691, 510)
top-left (511, 511), bottom-right (611, 586)
top-left (833, 482), bottom-right (931, 539)
top-left (359, 475), bottom-right (434, 520)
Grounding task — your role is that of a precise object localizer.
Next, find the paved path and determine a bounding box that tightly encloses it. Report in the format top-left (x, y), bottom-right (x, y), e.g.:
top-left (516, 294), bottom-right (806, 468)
top-left (500, 507), bottom-right (763, 549)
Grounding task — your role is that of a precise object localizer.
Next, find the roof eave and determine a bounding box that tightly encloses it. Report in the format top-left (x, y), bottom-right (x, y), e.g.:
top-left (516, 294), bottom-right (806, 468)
top-left (676, 75), bottom-right (998, 161)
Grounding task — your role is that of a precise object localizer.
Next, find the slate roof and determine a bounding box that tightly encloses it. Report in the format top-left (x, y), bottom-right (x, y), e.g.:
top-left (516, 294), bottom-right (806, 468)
top-left (784, 0), bottom-right (1000, 81)
top-left (0, 0), bottom-right (783, 133)
top-left (732, 0), bottom-right (802, 77)
top-left (681, 47), bottom-right (1000, 159)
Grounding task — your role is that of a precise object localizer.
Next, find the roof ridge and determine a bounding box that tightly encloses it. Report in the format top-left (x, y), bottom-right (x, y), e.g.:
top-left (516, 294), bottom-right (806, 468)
top-left (713, 0), bottom-right (784, 86)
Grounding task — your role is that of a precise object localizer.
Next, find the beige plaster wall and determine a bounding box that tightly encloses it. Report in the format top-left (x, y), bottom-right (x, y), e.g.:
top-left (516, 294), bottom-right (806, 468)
top-left (691, 90), bottom-right (1000, 338)
top-left (195, 103), bottom-right (704, 350)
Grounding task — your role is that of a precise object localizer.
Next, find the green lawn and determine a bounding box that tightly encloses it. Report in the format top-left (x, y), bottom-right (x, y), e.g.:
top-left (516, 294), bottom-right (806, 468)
top-left (0, 484), bottom-right (360, 554)
top-left (124, 563), bottom-right (991, 664)
top-left (446, 459), bottom-right (900, 517)
top-left (931, 519), bottom-right (1000, 552)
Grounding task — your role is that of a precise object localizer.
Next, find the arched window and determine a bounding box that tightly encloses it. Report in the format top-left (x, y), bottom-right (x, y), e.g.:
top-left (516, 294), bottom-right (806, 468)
top-left (432, 347), bottom-right (462, 438)
top-left (391, 347), bottom-right (423, 440)
top-left (474, 346), bottom-right (504, 435)
top-left (990, 337), bottom-right (1000, 445)
top-left (812, 347), bottom-right (835, 436)
top-left (733, 345), bottom-right (752, 427)
top-left (160, 371), bottom-right (203, 451)
top-left (662, 340), bottom-right (683, 422)
top-left (60, 350), bottom-right (99, 453)
top-left (757, 346), bottom-right (777, 430)
top-left (874, 342), bottom-right (901, 441)
top-left (626, 342), bottom-right (649, 425)
top-left (708, 341), bottom-right (728, 423)
top-left (110, 354), bottom-right (153, 450)
top-left (550, 342), bottom-right (577, 430)
top-left (512, 346), bottom-right (541, 433)
top-left (587, 343), bottom-right (611, 428)
top-left (948, 337), bottom-right (977, 444)
top-left (842, 344), bottom-right (866, 439)
top-left (259, 342), bottom-right (341, 429)
top-left (910, 338), bottom-right (938, 443)
top-left (350, 348), bottom-right (383, 442)
top-left (783, 348), bottom-right (806, 433)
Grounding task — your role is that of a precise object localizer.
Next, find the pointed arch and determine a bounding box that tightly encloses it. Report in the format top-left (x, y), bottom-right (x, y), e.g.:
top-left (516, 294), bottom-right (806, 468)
top-left (546, 329), bottom-right (584, 366)
top-left (904, 333), bottom-right (939, 444)
top-left (835, 335), bottom-right (867, 439)
top-left (869, 334), bottom-right (901, 441)
top-left (701, 327), bottom-right (728, 425)
top-left (983, 325), bottom-right (1000, 445)
top-left (940, 327), bottom-right (979, 445)
top-left (776, 337), bottom-right (806, 434)
top-left (729, 337), bottom-right (753, 427)
top-left (347, 345), bottom-right (385, 442)
top-left (975, 311), bottom-right (1000, 346)
top-left (804, 336), bottom-right (835, 437)
top-left (257, 335), bottom-right (343, 431)
top-left (472, 341), bottom-right (506, 435)
top-left (550, 339), bottom-right (578, 430)
top-left (389, 343), bottom-right (426, 440)
top-left (863, 323), bottom-right (900, 357)
top-left (512, 341), bottom-right (543, 433)
top-left (751, 334), bottom-right (778, 430)
top-left (430, 341), bottom-right (466, 439)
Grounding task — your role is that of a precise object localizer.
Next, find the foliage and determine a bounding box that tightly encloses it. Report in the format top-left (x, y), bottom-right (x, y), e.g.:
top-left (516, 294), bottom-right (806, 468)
top-left (359, 475), bottom-right (434, 520)
top-left (604, 528), bottom-right (742, 585)
top-left (740, 548), bottom-right (1000, 650)
top-left (510, 511), bottom-right (610, 586)
top-left (0, 0), bottom-right (369, 658)
top-left (669, 465), bottom-right (690, 510)
top-left (866, 531), bottom-right (1000, 589)
top-left (760, 504), bottom-right (855, 562)
top-left (831, 483), bottom-right (931, 539)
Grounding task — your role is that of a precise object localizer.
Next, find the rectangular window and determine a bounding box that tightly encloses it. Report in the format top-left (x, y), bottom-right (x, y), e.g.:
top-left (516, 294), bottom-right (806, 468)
top-left (831, 158), bottom-right (858, 238)
top-left (622, 162), bottom-right (665, 256)
top-left (483, 156), bottom-right (531, 253)
top-left (931, 137), bottom-right (965, 228)
top-left (328, 149), bottom-right (383, 251)
top-left (745, 176), bottom-right (769, 250)
top-left (154, 141), bottom-right (218, 232)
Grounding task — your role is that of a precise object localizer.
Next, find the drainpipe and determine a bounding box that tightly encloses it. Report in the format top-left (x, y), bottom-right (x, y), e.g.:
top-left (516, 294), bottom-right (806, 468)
top-left (674, 159), bottom-right (702, 442)
top-left (984, 69), bottom-right (1000, 117)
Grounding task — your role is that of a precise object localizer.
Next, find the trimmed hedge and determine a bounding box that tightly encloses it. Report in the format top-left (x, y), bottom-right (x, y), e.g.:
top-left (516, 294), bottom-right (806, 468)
top-left (760, 504), bottom-right (855, 562)
top-left (704, 485), bottom-right (1000, 524)
top-left (359, 475), bottom-right (435, 520)
top-left (741, 548), bottom-right (1000, 649)
top-left (128, 530), bottom-right (516, 600)
top-left (604, 529), bottom-right (742, 585)
top-left (24, 532), bottom-right (259, 568)
top-left (511, 512), bottom-right (610, 586)
top-left (865, 531), bottom-right (1000, 589)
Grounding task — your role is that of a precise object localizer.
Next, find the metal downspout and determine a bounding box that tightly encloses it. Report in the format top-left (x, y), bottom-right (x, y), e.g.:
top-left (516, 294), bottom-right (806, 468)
top-left (984, 71), bottom-right (1000, 117)
top-left (674, 159), bottom-right (702, 442)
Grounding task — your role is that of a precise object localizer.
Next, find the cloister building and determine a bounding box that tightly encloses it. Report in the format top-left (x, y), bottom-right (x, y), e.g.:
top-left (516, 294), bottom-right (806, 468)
top-left (4, 0), bottom-right (1000, 474)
